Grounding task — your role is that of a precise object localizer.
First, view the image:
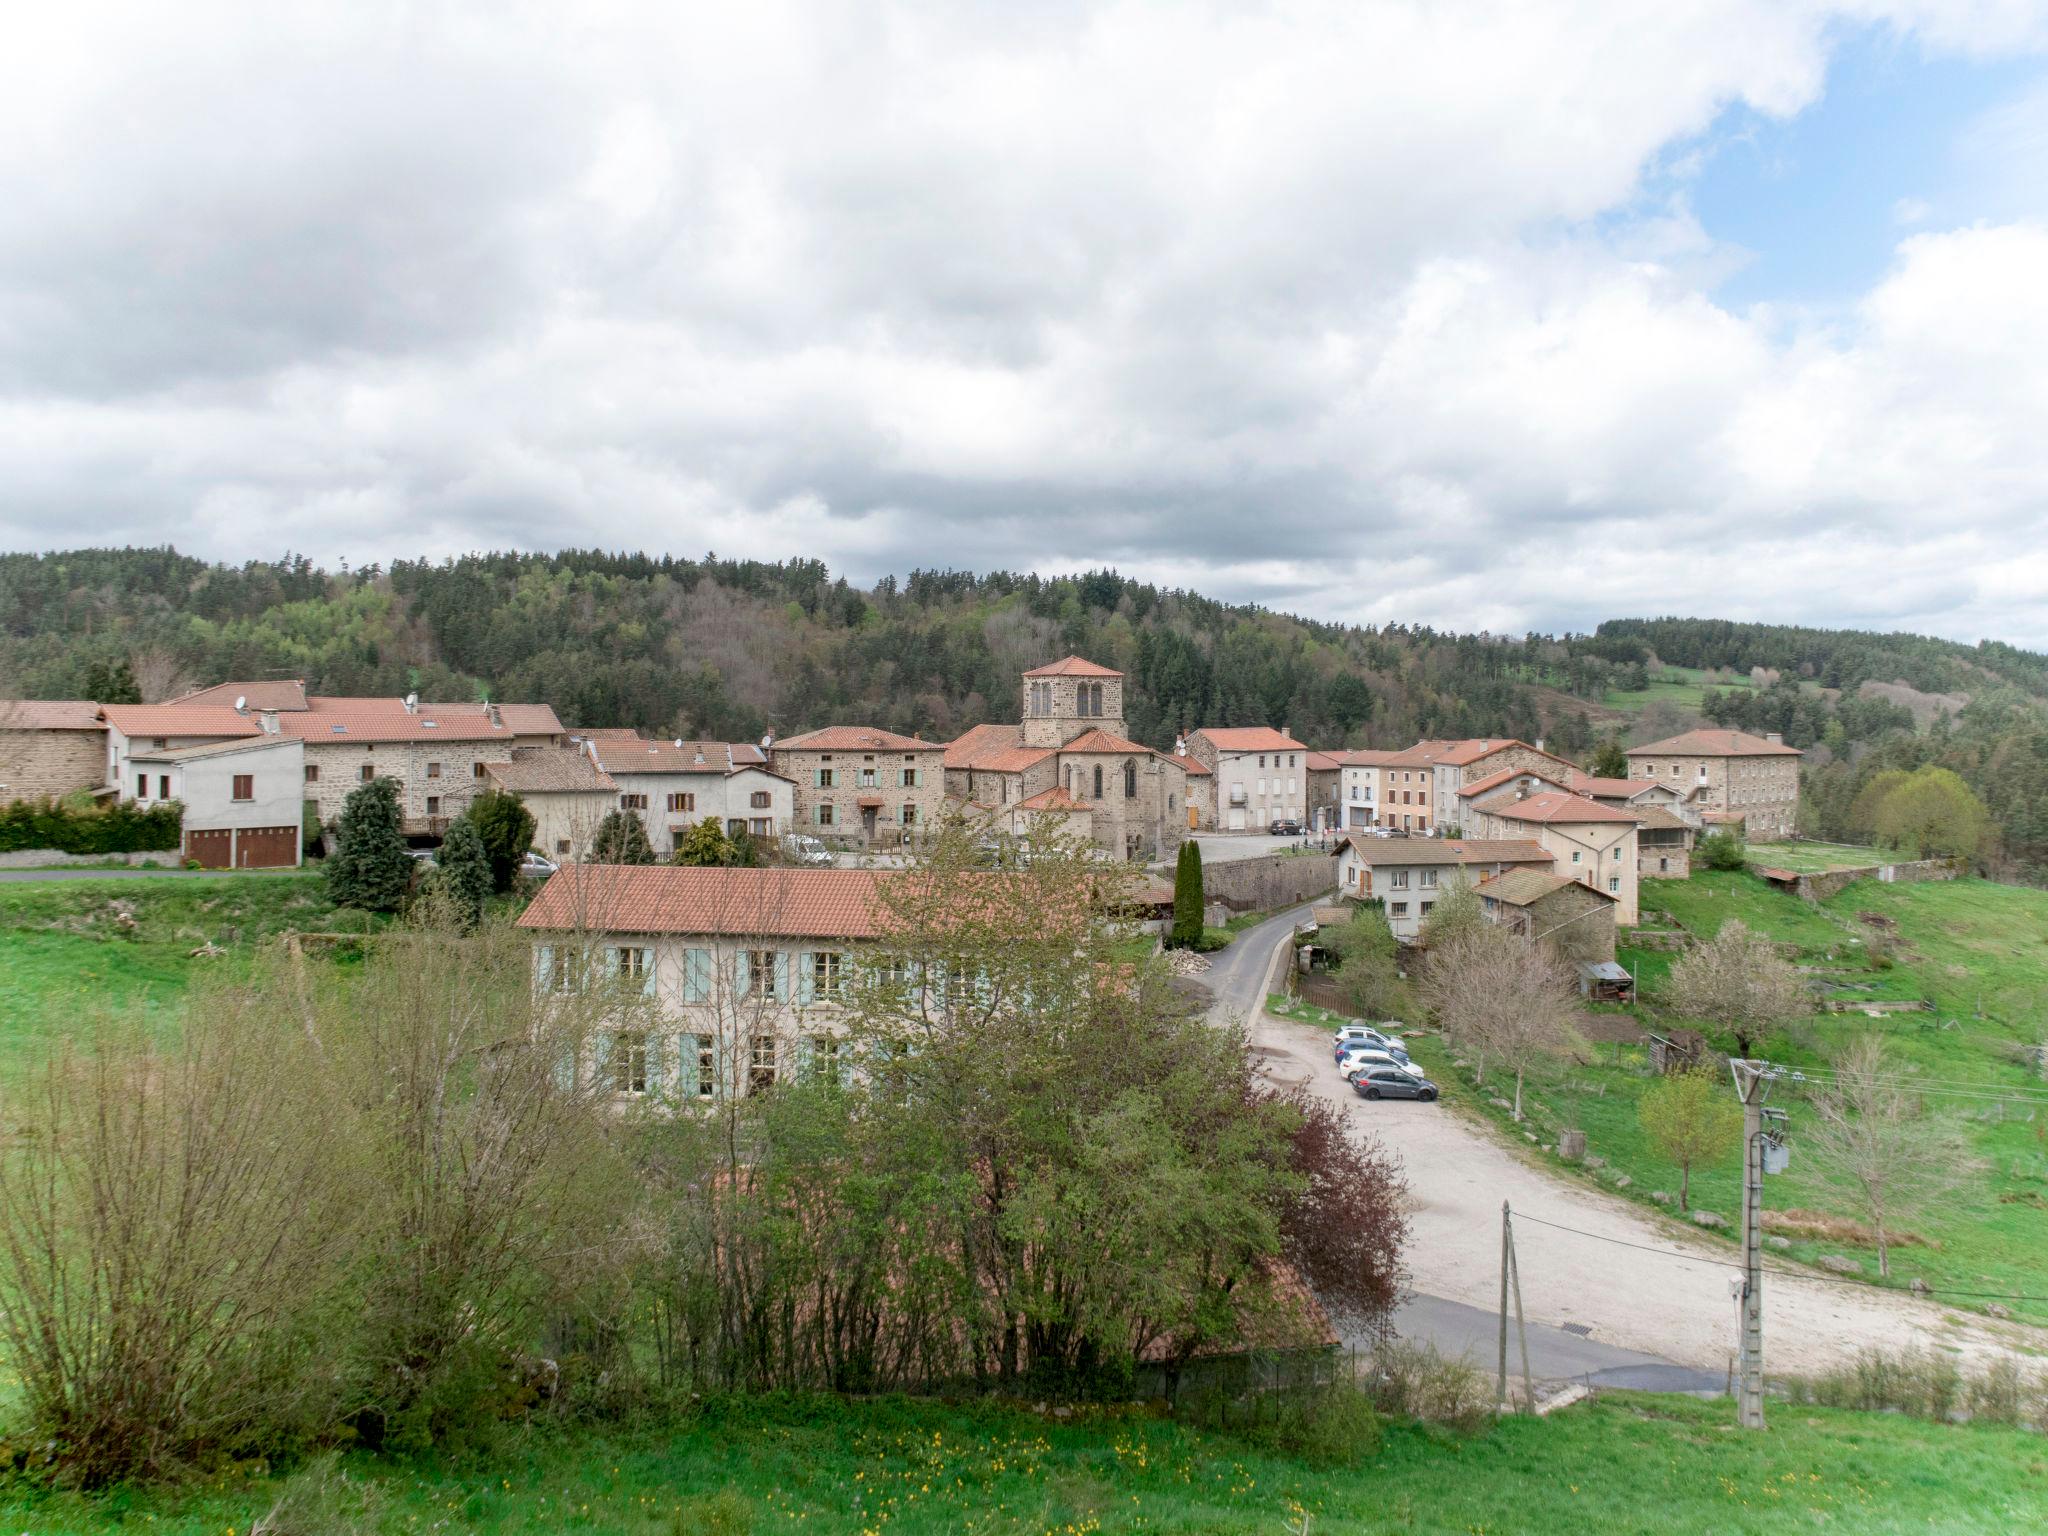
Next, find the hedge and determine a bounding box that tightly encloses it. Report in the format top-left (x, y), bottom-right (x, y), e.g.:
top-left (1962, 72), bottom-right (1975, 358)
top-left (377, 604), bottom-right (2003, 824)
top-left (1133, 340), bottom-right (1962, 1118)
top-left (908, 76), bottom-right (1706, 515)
top-left (0, 798), bottom-right (183, 854)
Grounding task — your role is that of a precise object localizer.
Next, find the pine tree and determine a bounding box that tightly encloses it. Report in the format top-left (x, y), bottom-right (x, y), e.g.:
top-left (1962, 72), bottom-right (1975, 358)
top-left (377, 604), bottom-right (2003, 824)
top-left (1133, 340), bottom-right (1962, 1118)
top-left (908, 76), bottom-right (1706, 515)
top-left (462, 789), bottom-right (537, 892)
top-left (591, 808), bottom-right (656, 865)
top-left (1171, 839), bottom-right (1204, 948)
top-left (1590, 736), bottom-right (1629, 779)
top-left (325, 778), bottom-right (414, 913)
top-left (435, 817), bottom-right (493, 930)
top-left (672, 816), bottom-right (745, 867)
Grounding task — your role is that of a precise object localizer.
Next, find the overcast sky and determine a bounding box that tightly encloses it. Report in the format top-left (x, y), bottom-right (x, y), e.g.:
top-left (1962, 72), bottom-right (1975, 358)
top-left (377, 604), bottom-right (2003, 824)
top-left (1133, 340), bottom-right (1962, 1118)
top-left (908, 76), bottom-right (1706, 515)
top-left (4, 2), bottom-right (2047, 645)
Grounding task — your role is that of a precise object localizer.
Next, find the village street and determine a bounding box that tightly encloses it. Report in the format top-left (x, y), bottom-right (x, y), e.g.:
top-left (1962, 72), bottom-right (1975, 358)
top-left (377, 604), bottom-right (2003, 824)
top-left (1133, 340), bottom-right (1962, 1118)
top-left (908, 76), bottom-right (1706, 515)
top-left (1208, 908), bottom-right (2036, 1382)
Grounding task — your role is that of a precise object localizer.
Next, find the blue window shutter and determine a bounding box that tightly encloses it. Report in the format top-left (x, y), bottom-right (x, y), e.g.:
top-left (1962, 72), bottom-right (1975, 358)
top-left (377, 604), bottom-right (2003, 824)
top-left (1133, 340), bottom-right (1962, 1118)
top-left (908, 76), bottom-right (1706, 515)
top-left (641, 948), bottom-right (657, 998)
top-left (646, 1034), bottom-right (668, 1095)
top-left (685, 948), bottom-right (711, 1003)
top-left (774, 951), bottom-right (790, 1000)
top-left (536, 945), bottom-right (554, 993)
top-left (796, 951), bottom-right (815, 1006)
top-left (734, 949), bottom-right (751, 998)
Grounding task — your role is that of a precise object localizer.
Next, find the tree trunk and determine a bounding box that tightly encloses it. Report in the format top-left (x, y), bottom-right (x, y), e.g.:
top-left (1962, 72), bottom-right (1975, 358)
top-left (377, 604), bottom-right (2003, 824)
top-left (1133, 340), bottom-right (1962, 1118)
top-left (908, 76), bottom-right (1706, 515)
top-left (1512, 1069), bottom-right (1523, 1122)
top-left (1679, 1162), bottom-right (1691, 1211)
top-left (1876, 1226), bottom-right (1890, 1279)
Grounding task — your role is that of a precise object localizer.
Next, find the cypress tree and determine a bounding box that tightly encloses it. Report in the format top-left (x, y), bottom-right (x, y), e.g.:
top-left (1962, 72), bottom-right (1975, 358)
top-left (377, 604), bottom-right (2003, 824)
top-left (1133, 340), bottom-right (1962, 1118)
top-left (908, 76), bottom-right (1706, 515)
top-left (591, 808), bottom-right (656, 865)
top-left (1171, 839), bottom-right (1204, 948)
top-left (463, 789), bottom-right (537, 892)
top-left (325, 777), bottom-right (413, 913)
top-left (435, 817), bottom-right (493, 930)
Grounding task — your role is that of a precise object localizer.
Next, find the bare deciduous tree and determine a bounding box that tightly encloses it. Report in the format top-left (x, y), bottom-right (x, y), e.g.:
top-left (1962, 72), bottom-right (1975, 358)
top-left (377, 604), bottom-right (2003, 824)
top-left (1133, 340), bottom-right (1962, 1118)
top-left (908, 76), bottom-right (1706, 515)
top-left (1664, 919), bottom-right (1809, 1058)
top-left (1420, 925), bottom-right (1584, 1119)
top-left (1802, 1035), bottom-right (1975, 1278)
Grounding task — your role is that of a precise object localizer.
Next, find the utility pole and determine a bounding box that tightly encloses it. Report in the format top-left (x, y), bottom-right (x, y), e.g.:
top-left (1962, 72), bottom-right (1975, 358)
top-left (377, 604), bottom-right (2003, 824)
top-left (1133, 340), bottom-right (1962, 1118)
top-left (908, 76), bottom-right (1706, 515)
top-left (1497, 1200), bottom-right (1511, 1414)
top-left (1730, 1058), bottom-right (1769, 1429)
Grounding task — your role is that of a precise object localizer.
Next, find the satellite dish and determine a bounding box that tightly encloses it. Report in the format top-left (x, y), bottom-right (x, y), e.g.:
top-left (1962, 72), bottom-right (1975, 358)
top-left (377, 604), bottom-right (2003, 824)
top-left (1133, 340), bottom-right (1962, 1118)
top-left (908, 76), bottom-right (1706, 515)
top-left (673, 738), bottom-right (683, 749)
top-left (234, 695), bottom-right (247, 713)
top-left (404, 691), bottom-right (418, 711)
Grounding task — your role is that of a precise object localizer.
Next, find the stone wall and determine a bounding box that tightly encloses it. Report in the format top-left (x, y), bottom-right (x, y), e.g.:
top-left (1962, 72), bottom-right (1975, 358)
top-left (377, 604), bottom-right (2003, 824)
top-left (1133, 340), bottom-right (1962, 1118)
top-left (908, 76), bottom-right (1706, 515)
top-left (0, 848), bottom-right (182, 869)
top-left (1795, 858), bottom-right (1962, 903)
top-left (1199, 850), bottom-right (1339, 912)
top-left (0, 730), bottom-right (106, 802)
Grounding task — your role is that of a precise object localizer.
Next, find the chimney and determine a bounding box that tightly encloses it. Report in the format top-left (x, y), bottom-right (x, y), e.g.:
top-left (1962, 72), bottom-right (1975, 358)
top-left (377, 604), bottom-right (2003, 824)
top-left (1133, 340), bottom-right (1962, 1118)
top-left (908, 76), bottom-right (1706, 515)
top-left (403, 691), bottom-right (418, 715)
top-left (1534, 737), bottom-right (1544, 753)
top-left (487, 702), bottom-right (503, 728)
top-left (1764, 731), bottom-right (1782, 745)
top-left (259, 709), bottom-right (279, 735)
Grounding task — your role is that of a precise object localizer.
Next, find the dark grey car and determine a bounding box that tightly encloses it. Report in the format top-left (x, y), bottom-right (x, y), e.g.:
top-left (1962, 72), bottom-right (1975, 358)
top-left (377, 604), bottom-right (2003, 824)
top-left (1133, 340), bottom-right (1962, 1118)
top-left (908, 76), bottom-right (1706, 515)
top-left (1352, 1068), bottom-right (1438, 1102)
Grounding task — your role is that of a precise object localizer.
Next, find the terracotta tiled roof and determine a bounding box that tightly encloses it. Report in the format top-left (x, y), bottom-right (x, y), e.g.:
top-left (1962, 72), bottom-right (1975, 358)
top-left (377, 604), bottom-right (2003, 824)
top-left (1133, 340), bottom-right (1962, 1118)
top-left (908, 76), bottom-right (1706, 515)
top-left (570, 727), bottom-right (647, 742)
top-left (520, 866), bottom-right (894, 939)
top-left (1022, 656), bottom-right (1122, 678)
top-left (0, 700), bottom-right (104, 730)
top-left (1377, 740), bottom-right (1458, 768)
top-left (1477, 869), bottom-right (1613, 907)
top-left (1164, 752), bottom-right (1211, 776)
top-left (594, 739), bottom-right (776, 775)
top-left (1015, 785), bottom-right (1088, 811)
top-left (1425, 737), bottom-right (1565, 768)
top-left (944, 722), bottom-right (1021, 769)
top-left (774, 726), bottom-right (937, 752)
top-left (1625, 729), bottom-right (1802, 758)
top-left (279, 701), bottom-right (511, 743)
top-left (1327, 748), bottom-right (1402, 767)
top-left (1059, 727), bottom-right (1151, 755)
top-left (1304, 751), bottom-right (1343, 771)
top-left (1472, 789), bottom-right (1642, 825)
top-left (1341, 836), bottom-right (1553, 868)
top-left (1565, 771), bottom-right (1642, 798)
top-left (1630, 803), bottom-right (1692, 832)
top-left (1701, 810), bottom-right (1747, 824)
top-left (100, 703), bottom-right (265, 739)
top-left (977, 746), bottom-right (1059, 773)
top-left (174, 680), bottom-right (309, 711)
top-left (487, 747), bottom-right (616, 794)
top-left (1456, 766), bottom-right (1571, 800)
top-left (1192, 726), bottom-right (1307, 753)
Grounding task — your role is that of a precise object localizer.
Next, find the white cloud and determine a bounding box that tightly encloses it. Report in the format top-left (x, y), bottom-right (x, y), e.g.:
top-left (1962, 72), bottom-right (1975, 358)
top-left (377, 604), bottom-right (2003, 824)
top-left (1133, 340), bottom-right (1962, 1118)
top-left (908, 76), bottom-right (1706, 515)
top-left (1, 1), bottom-right (2046, 644)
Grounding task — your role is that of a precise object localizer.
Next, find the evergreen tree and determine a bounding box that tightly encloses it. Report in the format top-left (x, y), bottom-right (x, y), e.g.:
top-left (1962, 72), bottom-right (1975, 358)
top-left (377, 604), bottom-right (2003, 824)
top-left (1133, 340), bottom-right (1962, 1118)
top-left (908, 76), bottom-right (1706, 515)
top-left (1170, 839), bottom-right (1204, 947)
top-left (434, 817), bottom-right (492, 930)
top-left (1589, 736), bottom-right (1629, 779)
top-left (325, 778), bottom-right (413, 912)
top-left (672, 816), bottom-right (746, 867)
top-left (82, 657), bottom-right (142, 705)
top-left (591, 808), bottom-right (656, 865)
top-left (462, 790), bottom-right (537, 892)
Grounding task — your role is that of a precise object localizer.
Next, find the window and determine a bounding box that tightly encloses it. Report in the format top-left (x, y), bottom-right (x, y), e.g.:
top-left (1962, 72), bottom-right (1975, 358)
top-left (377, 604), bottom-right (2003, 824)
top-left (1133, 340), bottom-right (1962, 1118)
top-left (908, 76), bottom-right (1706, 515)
top-left (902, 803), bottom-right (918, 825)
top-left (816, 767), bottom-right (836, 788)
top-left (615, 947), bottom-right (649, 982)
top-left (555, 838), bottom-right (571, 855)
top-left (1258, 755), bottom-right (1266, 769)
top-left (750, 817), bottom-right (772, 835)
top-left (1124, 761), bottom-right (1136, 798)
top-left (1420, 901), bottom-right (1434, 917)
top-left (1092, 765), bottom-right (1104, 798)
top-left (727, 818), bottom-right (746, 836)
top-left (667, 792), bottom-right (695, 813)
top-left (426, 761), bottom-right (442, 779)
top-left (749, 950), bottom-right (780, 1000)
top-left (1419, 868), bottom-right (1437, 888)
top-left (1609, 876), bottom-right (1621, 893)
top-left (805, 1034), bottom-right (841, 1085)
top-left (304, 763), bottom-right (319, 783)
top-left (900, 767), bottom-right (919, 787)
top-left (1288, 755), bottom-right (1297, 768)
top-left (134, 773), bottom-right (146, 799)
top-left (811, 950), bottom-right (844, 1000)
top-left (473, 762), bottom-right (487, 779)
top-left (750, 790), bottom-right (771, 808)
top-left (859, 767), bottom-right (877, 787)
top-left (360, 764), bottom-right (375, 783)
top-left (1389, 870), bottom-right (1409, 888)
top-left (696, 1037), bottom-right (716, 1099)
top-left (1390, 901), bottom-right (1409, 918)
top-left (1669, 765), bottom-right (1679, 776)
top-left (614, 1032), bottom-right (648, 1095)
top-left (1613, 846), bottom-right (1622, 861)
top-left (1571, 850), bottom-right (1582, 864)
top-left (749, 1035), bottom-right (777, 1093)
top-left (817, 803), bottom-right (835, 826)
top-left (620, 793), bottom-right (649, 811)
top-left (426, 795), bottom-right (441, 817)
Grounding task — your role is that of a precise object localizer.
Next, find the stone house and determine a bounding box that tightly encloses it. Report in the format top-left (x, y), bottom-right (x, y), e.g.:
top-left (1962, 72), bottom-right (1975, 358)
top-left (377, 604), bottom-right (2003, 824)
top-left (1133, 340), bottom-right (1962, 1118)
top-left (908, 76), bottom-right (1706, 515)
top-left (0, 701), bottom-right (107, 803)
top-left (1629, 803), bottom-right (1695, 879)
top-left (1475, 868), bottom-right (1617, 963)
top-left (1624, 729), bottom-right (1802, 841)
top-left (487, 747), bottom-right (620, 863)
top-left (943, 658), bottom-right (1187, 860)
top-left (1464, 786), bottom-right (1641, 924)
top-left (1166, 748), bottom-right (1214, 832)
top-left (771, 727), bottom-right (946, 847)
top-left (1304, 752), bottom-right (1343, 832)
top-left (588, 738), bottom-right (795, 856)
top-left (1185, 726), bottom-right (1309, 831)
top-left (1415, 739), bottom-right (1580, 835)
top-left (1334, 835), bottom-right (1553, 942)
top-left (123, 736), bottom-right (305, 867)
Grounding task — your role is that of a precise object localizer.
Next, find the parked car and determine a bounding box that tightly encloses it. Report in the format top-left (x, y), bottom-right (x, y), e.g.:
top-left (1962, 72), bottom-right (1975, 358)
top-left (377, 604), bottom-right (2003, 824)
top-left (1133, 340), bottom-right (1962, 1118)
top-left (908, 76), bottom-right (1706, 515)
top-left (407, 848), bottom-right (438, 866)
top-left (781, 833), bottom-right (835, 867)
top-left (1268, 819), bottom-right (1302, 835)
top-left (1353, 1068), bottom-right (1438, 1102)
top-left (1333, 1024), bottom-right (1404, 1056)
top-left (520, 851), bottom-right (558, 878)
top-left (1338, 1047), bottom-right (1419, 1079)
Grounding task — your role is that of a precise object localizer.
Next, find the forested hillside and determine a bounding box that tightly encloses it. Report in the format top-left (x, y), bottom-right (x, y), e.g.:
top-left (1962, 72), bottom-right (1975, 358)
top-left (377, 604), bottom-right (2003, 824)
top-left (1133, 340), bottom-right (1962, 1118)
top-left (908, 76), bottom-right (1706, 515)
top-left (3, 548), bottom-right (2045, 874)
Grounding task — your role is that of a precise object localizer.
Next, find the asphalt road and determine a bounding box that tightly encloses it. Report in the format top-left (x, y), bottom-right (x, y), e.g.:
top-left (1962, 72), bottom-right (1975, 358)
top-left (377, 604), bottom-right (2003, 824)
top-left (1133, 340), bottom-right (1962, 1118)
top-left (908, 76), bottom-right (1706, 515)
top-left (1205, 905), bottom-right (1724, 1394)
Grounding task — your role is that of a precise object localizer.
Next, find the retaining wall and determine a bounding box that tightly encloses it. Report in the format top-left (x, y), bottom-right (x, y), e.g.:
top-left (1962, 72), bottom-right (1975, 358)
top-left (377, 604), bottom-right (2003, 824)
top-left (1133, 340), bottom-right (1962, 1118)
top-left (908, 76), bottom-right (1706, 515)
top-left (1796, 858), bottom-right (1962, 903)
top-left (1199, 851), bottom-right (1339, 912)
top-left (0, 848), bottom-right (182, 869)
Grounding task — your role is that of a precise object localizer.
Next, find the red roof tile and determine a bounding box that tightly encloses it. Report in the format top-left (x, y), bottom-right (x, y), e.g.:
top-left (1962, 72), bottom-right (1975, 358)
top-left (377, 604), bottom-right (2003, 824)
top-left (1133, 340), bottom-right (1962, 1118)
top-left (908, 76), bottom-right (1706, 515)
top-left (1341, 836), bottom-right (1553, 867)
top-left (1457, 766), bottom-right (1572, 800)
top-left (594, 739), bottom-right (779, 775)
top-left (487, 747), bottom-right (617, 794)
top-left (1192, 726), bottom-right (1307, 753)
top-left (1625, 729), bottom-right (1801, 758)
top-left (1059, 727), bottom-right (1151, 755)
top-left (1022, 655), bottom-right (1123, 677)
top-left (1565, 771), bottom-right (1643, 797)
top-left (100, 703), bottom-right (265, 739)
top-left (0, 700), bottom-right (104, 730)
top-left (279, 701), bottom-right (511, 743)
top-left (1473, 789), bottom-right (1642, 824)
top-left (174, 680), bottom-right (309, 711)
top-left (944, 722), bottom-right (1022, 769)
top-left (774, 725), bottom-right (937, 752)
top-left (1016, 785), bottom-right (1088, 811)
top-left (1304, 751), bottom-right (1343, 771)
top-left (1164, 752), bottom-right (1211, 776)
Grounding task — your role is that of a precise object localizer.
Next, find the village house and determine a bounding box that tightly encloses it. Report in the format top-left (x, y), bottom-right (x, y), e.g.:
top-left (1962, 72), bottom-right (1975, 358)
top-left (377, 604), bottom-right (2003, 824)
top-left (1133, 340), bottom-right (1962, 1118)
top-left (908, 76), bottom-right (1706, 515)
top-left (1475, 868), bottom-right (1618, 963)
top-left (1329, 749), bottom-right (1400, 829)
top-left (1372, 743), bottom-right (1444, 831)
top-left (1630, 802), bottom-right (1696, 879)
top-left (0, 700), bottom-right (108, 803)
top-left (1335, 835), bottom-right (1553, 941)
top-left (1166, 746), bottom-right (1214, 832)
top-left (1625, 728), bottom-right (1803, 840)
top-left (588, 737), bottom-right (794, 857)
top-left (1184, 726), bottom-right (1309, 831)
top-left (942, 658), bottom-right (1188, 860)
top-left (122, 735), bottom-right (306, 867)
top-left (1463, 786), bottom-right (1641, 924)
top-left (486, 747), bottom-right (620, 863)
top-left (1304, 751), bottom-right (1343, 832)
top-left (771, 727), bottom-right (946, 848)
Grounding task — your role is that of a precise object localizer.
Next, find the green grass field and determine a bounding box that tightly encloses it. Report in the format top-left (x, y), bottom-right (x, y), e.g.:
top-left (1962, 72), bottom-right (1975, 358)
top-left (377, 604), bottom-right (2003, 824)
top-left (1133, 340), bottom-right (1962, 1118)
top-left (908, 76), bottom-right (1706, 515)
top-left (1600, 664), bottom-right (1756, 714)
top-left (3, 1391), bottom-right (2042, 1535)
top-left (1744, 842), bottom-right (1891, 874)
top-left (1430, 872), bottom-right (2048, 1322)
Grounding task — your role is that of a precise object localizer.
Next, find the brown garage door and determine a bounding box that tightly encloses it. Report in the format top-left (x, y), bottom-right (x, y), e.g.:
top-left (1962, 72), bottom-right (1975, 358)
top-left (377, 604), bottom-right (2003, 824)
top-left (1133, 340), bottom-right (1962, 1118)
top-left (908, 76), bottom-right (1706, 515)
top-left (234, 826), bottom-right (299, 868)
top-left (184, 828), bottom-right (233, 869)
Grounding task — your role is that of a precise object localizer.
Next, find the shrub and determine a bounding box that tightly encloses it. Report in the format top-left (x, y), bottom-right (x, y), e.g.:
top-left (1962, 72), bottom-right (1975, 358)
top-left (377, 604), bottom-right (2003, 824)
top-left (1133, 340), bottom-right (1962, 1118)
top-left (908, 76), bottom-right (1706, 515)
top-left (1364, 1339), bottom-right (1492, 1431)
top-left (463, 789), bottom-right (537, 892)
top-left (1785, 1347), bottom-right (2046, 1429)
top-left (591, 808), bottom-right (656, 865)
top-left (433, 818), bottom-right (493, 931)
top-left (0, 797), bottom-right (182, 855)
top-left (325, 778), bottom-right (413, 913)
top-left (1696, 830), bottom-right (1746, 871)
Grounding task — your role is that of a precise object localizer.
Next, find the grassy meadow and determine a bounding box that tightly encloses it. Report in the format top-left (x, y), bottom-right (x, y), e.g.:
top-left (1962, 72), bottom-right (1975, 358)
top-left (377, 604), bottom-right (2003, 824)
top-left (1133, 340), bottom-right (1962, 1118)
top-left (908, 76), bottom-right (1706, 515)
top-left (1422, 871), bottom-right (2048, 1322)
top-left (1743, 841), bottom-right (1895, 874)
top-left (3, 1390), bottom-right (2043, 1535)
top-left (1599, 663), bottom-right (1755, 714)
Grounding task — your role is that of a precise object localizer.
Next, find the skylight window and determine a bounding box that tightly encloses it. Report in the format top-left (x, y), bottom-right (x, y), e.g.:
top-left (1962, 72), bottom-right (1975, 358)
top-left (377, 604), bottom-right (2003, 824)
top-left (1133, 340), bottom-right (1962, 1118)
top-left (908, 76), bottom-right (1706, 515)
top-left (421, 719), bottom-right (439, 728)
top-left (330, 724), bottom-right (347, 733)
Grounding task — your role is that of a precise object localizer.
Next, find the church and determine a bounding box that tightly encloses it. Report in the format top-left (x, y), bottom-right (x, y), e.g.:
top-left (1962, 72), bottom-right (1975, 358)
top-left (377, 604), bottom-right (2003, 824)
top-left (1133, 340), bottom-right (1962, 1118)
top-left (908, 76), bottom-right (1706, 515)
top-left (942, 656), bottom-right (1191, 861)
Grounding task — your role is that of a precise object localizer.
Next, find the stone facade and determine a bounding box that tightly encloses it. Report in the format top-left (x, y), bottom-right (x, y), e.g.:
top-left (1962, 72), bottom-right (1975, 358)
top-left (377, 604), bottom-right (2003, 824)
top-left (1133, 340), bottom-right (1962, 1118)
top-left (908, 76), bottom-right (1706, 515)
top-left (0, 709), bottom-right (105, 803)
top-left (1464, 789), bottom-right (1641, 925)
top-left (770, 727), bottom-right (946, 847)
top-left (1477, 871), bottom-right (1617, 963)
top-left (1335, 836), bottom-right (1553, 941)
top-left (1185, 727), bottom-right (1309, 831)
top-left (589, 739), bottom-right (794, 857)
top-left (1625, 729), bottom-right (1801, 841)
